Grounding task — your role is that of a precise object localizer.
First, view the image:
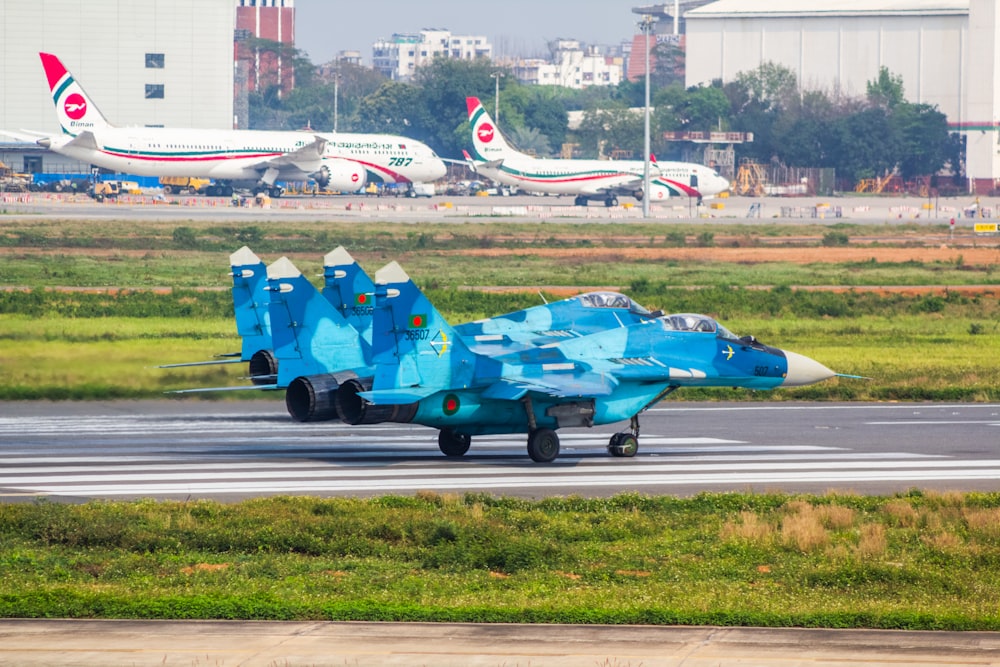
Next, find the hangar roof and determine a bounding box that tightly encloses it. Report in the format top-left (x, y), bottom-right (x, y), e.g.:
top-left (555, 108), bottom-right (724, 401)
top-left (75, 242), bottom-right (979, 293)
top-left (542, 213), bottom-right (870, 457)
top-left (686, 0), bottom-right (968, 18)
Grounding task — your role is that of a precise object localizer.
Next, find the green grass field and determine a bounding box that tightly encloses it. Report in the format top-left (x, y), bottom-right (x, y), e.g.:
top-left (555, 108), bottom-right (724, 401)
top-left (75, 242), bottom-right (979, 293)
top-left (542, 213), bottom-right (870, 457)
top-left (2, 492), bottom-right (1000, 628)
top-left (2, 217), bottom-right (999, 626)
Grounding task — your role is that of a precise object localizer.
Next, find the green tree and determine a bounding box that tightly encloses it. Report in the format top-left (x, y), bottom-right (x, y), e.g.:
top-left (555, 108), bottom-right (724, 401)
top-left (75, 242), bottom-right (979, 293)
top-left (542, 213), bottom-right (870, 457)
top-left (866, 66), bottom-right (906, 109)
top-left (353, 80), bottom-right (423, 136)
top-left (413, 58), bottom-right (503, 157)
top-left (892, 102), bottom-right (950, 180)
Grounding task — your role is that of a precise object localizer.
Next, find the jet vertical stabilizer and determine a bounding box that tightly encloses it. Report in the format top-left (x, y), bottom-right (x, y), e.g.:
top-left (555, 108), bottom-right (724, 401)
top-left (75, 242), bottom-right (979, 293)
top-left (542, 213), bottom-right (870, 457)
top-left (266, 257), bottom-right (371, 422)
top-left (322, 246), bottom-right (376, 343)
top-left (229, 247), bottom-right (276, 382)
top-left (39, 52), bottom-right (113, 135)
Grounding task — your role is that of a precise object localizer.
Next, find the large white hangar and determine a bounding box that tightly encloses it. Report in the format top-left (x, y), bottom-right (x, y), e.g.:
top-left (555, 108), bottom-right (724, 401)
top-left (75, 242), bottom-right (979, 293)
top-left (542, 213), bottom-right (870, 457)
top-left (684, 0), bottom-right (1000, 193)
top-left (1, 0), bottom-right (236, 174)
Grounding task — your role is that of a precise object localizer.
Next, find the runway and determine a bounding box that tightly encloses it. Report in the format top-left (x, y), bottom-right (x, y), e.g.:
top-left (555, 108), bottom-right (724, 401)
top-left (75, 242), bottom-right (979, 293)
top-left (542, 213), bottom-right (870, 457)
top-left (1, 400), bottom-right (998, 500)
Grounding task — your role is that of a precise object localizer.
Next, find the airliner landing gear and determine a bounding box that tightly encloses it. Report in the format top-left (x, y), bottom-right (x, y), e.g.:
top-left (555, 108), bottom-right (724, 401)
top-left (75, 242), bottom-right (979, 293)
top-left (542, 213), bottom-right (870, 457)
top-left (574, 195), bottom-right (588, 206)
top-left (205, 183), bottom-right (234, 197)
top-left (438, 428), bottom-right (471, 457)
top-left (604, 196), bottom-right (619, 207)
top-left (608, 415), bottom-right (640, 457)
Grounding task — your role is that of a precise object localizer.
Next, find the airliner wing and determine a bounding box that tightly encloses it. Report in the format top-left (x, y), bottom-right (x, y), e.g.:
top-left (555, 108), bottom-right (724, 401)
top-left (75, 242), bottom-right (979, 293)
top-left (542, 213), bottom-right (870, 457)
top-left (255, 134), bottom-right (326, 172)
top-left (578, 174), bottom-right (644, 196)
top-left (0, 129), bottom-right (51, 142)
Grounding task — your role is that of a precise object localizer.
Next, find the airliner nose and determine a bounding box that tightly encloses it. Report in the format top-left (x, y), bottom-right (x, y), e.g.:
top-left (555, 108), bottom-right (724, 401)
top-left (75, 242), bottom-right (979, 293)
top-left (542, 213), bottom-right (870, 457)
top-left (782, 350), bottom-right (836, 386)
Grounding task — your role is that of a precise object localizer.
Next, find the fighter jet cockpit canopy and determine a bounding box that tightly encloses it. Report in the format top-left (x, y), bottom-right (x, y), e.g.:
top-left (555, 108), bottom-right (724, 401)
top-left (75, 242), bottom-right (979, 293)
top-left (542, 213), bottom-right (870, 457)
top-left (662, 313), bottom-right (742, 342)
top-left (578, 291), bottom-right (655, 317)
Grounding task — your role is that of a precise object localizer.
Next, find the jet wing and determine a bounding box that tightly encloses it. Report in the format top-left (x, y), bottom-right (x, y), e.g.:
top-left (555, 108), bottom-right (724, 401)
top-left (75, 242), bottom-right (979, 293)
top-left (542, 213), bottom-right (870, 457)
top-left (168, 383), bottom-right (279, 394)
top-left (358, 387), bottom-right (440, 405)
top-left (484, 372), bottom-right (619, 400)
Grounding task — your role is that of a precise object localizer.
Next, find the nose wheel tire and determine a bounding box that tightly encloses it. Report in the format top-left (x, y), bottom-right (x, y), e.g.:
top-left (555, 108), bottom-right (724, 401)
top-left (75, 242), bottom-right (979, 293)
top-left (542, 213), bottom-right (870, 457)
top-left (527, 428), bottom-right (560, 463)
top-left (608, 432), bottom-right (638, 457)
top-left (438, 428), bottom-right (471, 457)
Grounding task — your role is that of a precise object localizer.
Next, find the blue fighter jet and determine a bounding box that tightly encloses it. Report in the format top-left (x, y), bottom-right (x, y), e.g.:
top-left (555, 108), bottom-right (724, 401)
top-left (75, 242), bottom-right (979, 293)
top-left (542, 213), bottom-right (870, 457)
top-left (332, 261), bottom-right (838, 462)
top-left (168, 250), bottom-right (842, 462)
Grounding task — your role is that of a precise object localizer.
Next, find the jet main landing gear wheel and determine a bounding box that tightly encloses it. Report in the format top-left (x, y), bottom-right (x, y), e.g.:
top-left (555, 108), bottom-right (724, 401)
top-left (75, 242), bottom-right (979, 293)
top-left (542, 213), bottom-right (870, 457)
top-left (438, 428), bottom-right (471, 457)
top-left (608, 432), bottom-right (638, 457)
top-left (527, 428), bottom-right (560, 463)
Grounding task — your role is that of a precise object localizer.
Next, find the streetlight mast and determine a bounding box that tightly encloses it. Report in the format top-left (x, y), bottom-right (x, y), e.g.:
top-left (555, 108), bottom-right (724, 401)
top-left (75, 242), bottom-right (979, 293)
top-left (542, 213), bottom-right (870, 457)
top-left (638, 13), bottom-right (655, 218)
top-left (490, 71), bottom-right (504, 123)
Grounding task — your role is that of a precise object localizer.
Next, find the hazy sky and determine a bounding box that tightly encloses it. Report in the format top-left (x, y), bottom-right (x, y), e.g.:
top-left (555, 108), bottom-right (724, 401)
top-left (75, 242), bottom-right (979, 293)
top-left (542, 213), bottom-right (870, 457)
top-left (294, 0), bottom-right (648, 65)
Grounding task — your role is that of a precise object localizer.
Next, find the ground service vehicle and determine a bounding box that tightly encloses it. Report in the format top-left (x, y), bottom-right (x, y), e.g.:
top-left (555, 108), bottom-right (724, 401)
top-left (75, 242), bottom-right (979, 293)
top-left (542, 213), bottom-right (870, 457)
top-left (159, 176), bottom-right (211, 195)
top-left (90, 180), bottom-right (140, 201)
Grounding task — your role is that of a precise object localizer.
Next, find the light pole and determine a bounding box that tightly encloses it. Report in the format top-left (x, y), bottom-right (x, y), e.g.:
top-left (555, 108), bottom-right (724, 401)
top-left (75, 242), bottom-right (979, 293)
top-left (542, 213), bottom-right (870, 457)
top-left (490, 71), bottom-right (504, 122)
top-left (333, 74), bottom-right (339, 132)
top-left (638, 13), bottom-right (656, 218)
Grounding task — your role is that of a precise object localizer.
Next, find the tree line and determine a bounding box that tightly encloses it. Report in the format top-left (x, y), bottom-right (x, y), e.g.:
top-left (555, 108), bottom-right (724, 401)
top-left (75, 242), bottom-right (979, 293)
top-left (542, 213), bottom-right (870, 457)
top-left (248, 41), bottom-right (960, 187)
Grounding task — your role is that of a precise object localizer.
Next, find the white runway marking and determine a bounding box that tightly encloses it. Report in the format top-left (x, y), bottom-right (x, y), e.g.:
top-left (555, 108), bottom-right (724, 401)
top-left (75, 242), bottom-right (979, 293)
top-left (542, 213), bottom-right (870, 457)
top-left (1, 406), bottom-right (998, 498)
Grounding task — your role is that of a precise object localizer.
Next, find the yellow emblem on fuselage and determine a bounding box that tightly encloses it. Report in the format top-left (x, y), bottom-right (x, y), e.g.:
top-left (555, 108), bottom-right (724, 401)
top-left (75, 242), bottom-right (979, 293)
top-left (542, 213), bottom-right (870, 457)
top-left (723, 344), bottom-right (734, 361)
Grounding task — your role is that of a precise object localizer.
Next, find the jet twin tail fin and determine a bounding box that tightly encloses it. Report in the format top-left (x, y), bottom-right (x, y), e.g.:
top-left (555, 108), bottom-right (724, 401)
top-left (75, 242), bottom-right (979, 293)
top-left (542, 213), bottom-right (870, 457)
top-left (369, 261), bottom-right (484, 396)
top-left (38, 52), bottom-right (112, 135)
top-left (322, 246), bottom-right (376, 342)
top-left (266, 256), bottom-right (368, 387)
top-left (230, 246), bottom-right (272, 361)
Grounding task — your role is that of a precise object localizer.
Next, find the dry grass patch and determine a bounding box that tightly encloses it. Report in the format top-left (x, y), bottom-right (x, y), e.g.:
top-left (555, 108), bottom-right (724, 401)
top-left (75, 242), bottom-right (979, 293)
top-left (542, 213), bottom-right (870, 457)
top-left (855, 523), bottom-right (888, 558)
top-left (882, 500), bottom-right (919, 528)
top-left (815, 503), bottom-right (855, 530)
top-left (720, 511), bottom-right (775, 543)
top-left (963, 508), bottom-right (1000, 538)
top-left (781, 502), bottom-right (830, 553)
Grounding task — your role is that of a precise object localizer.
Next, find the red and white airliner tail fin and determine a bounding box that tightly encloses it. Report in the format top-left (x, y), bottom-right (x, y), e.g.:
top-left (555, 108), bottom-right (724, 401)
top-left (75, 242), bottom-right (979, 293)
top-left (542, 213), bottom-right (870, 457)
top-left (39, 52), bottom-right (113, 135)
top-left (465, 96), bottom-right (522, 163)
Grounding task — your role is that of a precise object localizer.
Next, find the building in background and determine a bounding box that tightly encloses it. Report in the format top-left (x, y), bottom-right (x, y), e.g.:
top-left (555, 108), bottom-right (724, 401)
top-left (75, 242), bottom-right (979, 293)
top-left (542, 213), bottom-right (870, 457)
top-left (512, 40), bottom-right (623, 89)
top-left (682, 0), bottom-right (1000, 192)
top-left (372, 29), bottom-right (492, 81)
top-left (0, 0), bottom-right (235, 174)
top-left (627, 1), bottom-right (712, 82)
top-left (235, 0), bottom-right (295, 98)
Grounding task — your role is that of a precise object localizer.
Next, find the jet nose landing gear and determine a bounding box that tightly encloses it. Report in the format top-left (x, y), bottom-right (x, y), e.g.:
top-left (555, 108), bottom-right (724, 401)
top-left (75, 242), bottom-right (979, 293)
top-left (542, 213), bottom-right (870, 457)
top-left (608, 415), bottom-right (640, 457)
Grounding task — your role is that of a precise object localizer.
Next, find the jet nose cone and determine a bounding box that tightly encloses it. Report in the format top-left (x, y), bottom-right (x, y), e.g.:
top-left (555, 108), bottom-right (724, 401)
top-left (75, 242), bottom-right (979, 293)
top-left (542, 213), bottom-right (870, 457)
top-left (782, 350), bottom-right (836, 387)
top-left (36, 137), bottom-right (51, 148)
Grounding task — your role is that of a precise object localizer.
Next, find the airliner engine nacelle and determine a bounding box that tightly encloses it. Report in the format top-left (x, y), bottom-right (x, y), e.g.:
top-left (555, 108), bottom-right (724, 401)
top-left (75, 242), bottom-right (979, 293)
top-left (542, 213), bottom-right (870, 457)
top-left (313, 159), bottom-right (366, 192)
top-left (647, 182), bottom-right (672, 201)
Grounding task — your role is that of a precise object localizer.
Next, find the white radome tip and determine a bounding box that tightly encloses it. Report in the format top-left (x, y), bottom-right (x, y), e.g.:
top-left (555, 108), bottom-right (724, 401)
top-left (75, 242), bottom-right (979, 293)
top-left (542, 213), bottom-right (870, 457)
top-left (230, 246), bottom-right (260, 267)
top-left (266, 257), bottom-right (301, 281)
top-left (375, 260), bottom-right (410, 285)
top-left (782, 350), bottom-right (836, 387)
top-left (324, 246), bottom-right (354, 267)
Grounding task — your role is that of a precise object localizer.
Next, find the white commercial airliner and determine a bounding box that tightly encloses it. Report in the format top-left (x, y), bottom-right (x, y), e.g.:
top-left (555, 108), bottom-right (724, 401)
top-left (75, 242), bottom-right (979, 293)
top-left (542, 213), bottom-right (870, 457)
top-left (16, 53), bottom-right (446, 196)
top-left (465, 96), bottom-right (730, 206)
